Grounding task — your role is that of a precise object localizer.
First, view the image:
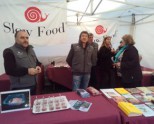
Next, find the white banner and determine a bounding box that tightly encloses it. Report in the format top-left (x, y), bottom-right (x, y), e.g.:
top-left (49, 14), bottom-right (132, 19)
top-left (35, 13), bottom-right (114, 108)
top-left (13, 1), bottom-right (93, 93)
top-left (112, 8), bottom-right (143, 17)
top-left (0, 0), bottom-right (67, 46)
top-left (82, 20), bottom-right (118, 44)
top-left (67, 20), bottom-right (119, 48)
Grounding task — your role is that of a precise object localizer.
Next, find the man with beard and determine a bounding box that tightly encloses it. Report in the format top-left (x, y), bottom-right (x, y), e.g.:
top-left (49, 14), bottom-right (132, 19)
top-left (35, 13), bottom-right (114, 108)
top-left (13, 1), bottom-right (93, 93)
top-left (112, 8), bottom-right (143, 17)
top-left (3, 30), bottom-right (41, 95)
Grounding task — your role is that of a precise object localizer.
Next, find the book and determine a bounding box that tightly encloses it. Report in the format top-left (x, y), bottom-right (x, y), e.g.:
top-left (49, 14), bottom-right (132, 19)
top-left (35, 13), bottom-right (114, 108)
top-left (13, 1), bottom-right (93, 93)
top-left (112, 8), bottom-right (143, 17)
top-left (126, 88), bottom-right (143, 94)
top-left (118, 102), bottom-right (142, 117)
top-left (133, 93), bottom-right (150, 102)
top-left (141, 92), bottom-right (154, 101)
top-left (145, 102), bottom-right (154, 110)
top-left (137, 87), bottom-right (152, 94)
top-left (69, 100), bottom-right (92, 112)
top-left (115, 88), bottom-right (129, 95)
top-left (122, 94), bottom-right (141, 104)
top-left (87, 87), bottom-right (101, 96)
top-left (112, 96), bottom-right (127, 103)
top-left (147, 86), bottom-right (154, 92)
top-left (77, 89), bottom-right (90, 98)
top-left (135, 104), bottom-right (154, 117)
top-left (100, 89), bottom-right (121, 98)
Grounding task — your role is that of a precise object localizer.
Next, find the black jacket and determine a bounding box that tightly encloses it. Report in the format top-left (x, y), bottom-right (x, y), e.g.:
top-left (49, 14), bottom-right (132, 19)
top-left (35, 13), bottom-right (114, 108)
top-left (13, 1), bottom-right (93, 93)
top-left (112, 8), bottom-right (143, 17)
top-left (97, 46), bottom-right (114, 71)
top-left (121, 45), bottom-right (142, 84)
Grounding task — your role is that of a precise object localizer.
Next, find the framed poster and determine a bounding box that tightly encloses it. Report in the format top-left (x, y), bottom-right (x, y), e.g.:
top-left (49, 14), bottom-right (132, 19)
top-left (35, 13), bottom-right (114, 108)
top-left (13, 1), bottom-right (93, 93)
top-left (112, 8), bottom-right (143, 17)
top-left (0, 89), bottom-right (30, 113)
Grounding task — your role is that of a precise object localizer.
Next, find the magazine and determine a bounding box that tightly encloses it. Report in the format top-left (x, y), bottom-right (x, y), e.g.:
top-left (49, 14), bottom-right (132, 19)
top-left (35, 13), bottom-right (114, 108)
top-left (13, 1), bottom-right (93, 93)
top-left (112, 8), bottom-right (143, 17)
top-left (135, 104), bottom-right (154, 117)
top-left (100, 89), bottom-right (121, 98)
top-left (69, 100), bottom-right (92, 112)
top-left (122, 94), bottom-right (141, 104)
top-left (126, 88), bottom-right (143, 94)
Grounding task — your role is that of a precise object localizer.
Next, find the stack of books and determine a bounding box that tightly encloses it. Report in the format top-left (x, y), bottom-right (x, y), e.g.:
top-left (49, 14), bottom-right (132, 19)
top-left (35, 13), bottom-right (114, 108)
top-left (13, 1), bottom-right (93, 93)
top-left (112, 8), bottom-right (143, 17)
top-left (118, 102), bottom-right (142, 117)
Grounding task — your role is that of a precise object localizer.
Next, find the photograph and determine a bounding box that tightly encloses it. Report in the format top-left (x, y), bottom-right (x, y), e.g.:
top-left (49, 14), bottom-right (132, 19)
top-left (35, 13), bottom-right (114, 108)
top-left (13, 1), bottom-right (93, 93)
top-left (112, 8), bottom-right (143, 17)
top-left (0, 89), bottom-right (30, 113)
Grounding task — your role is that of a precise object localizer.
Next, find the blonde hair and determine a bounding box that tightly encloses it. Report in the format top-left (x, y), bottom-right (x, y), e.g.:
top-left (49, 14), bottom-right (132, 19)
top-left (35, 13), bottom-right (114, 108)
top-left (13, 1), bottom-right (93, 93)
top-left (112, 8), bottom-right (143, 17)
top-left (122, 34), bottom-right (135, 45)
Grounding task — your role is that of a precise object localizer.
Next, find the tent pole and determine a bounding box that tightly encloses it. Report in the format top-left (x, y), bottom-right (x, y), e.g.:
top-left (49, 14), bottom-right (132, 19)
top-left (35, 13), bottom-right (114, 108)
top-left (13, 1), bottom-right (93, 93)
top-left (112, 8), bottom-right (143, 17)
top-left (136, 15), bottom-right (153, 23)
top-left (130, 13), bottom-right (135, 37)
top-left (92, 0), bottom-right (103, 15)
top-left (90, 0), bottom-right (94, 14)
top-left (108, 0), bottom-right (154, 9)
top-left (79, 0), bottom-right (92, 23)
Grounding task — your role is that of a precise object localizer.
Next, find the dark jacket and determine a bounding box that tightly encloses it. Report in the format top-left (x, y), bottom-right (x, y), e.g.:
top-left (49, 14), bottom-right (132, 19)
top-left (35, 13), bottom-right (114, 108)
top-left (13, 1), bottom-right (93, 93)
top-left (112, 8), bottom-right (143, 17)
top-left (121, 45), bottom-right (142, 84)
top-left (3, 43), bottom-right (39, 89)
top-left (90, 42), bottom-right (98, 66)
top-left (97, 46), bottom-right (114, 71)
top-left (66, 43), bottom-right (95, 74)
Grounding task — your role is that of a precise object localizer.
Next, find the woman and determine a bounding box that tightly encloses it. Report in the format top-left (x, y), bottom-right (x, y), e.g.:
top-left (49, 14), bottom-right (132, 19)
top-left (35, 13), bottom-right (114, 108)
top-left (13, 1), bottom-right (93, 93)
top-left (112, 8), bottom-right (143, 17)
top-left (114, 40), bottom-right (128, 87)
top-left (97, 36), bottom-right (116, 88)
top-left (115, 34), bottom-right (142, 88)
top-left (66, 31), bottom-right (95, 91)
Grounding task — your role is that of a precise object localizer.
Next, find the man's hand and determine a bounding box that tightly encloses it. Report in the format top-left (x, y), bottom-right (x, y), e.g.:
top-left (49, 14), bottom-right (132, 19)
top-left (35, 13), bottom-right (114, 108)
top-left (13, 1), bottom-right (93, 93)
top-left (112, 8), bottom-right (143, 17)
top-left (28, 66), bottom-right (42, 75)
top-left (28, 68), bottom-right (37, 75)
top-left (36, 66), bottom-right (42, 73)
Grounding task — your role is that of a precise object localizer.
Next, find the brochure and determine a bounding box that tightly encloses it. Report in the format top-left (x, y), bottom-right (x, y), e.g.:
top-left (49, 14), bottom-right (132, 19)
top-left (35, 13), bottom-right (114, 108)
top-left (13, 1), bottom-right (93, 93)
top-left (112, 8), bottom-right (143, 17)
top-left (69, 100), bottom-right (92, 112)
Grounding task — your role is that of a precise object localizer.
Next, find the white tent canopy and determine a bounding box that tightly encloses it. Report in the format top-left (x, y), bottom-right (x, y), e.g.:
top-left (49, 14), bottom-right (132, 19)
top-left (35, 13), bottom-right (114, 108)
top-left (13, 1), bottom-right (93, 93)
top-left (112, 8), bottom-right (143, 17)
top-left (0, 0), bottom-right (154, 74)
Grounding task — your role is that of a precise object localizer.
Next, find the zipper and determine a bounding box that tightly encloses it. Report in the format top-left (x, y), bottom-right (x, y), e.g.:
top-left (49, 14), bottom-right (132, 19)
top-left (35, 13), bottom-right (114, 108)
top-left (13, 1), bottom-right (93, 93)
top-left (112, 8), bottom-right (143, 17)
top-left (83, 48), bottom-right (86, 72)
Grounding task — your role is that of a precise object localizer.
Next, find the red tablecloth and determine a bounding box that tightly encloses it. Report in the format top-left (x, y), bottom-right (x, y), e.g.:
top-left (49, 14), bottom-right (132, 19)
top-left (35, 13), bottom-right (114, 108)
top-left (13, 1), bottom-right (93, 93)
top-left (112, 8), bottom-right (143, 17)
top-left (0, 74), bottom-right (10, 92)
top-left (0, 92), bottom-right (121, 124)
top-left (46, 65), bottom-right (72, 89)
top-left (142, 71), bottom-right (153, 86)
top-left (102, 94), bottom-right (154, 124)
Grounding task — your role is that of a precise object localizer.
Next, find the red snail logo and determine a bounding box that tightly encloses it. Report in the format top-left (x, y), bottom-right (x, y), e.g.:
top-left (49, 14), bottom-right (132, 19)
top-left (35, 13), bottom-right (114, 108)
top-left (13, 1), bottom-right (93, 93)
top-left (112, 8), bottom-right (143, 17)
top-left (24, 7), bottom-right (49, 23)
top-left (95, 25), bottom-right (107, 35)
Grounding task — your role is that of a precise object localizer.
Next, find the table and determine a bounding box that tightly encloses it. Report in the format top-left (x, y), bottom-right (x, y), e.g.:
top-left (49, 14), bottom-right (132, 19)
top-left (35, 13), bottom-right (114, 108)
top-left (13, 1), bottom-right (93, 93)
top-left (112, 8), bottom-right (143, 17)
top-left (141, 66), bottom-right (154, 86)
top-left (0, 64), bottom-right (45, 94)
top-left (0, 92), bottom-right (121, 124)
top-left (102, 94), bottom-right (154, 124)
top-left (142, 71), bottom-right (153, 86)
top-left (46, 65), bottom-right (72, 89)
top-left (0, 73), bottom-right (10, 92)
